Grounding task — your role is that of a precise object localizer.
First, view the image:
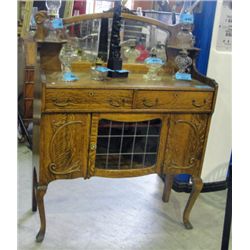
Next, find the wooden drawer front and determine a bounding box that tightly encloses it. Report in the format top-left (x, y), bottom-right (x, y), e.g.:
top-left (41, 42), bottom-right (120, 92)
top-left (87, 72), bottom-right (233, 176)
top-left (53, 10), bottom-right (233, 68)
top-left (134, 91), bottom-right (213, 111)
top-left (45, 89), bottom-right (133, 111)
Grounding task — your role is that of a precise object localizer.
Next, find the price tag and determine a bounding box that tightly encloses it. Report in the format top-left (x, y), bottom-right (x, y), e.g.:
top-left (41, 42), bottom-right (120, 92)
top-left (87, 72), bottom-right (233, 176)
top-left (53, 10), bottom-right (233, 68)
top-left (63, 72), bottom-right (79, 81)
top-left (95, 66), bottom-right (110, 72)
top-left (115, 70), bottom-right (129, 73)
top-left (52, 18), bottom-right (64, 29)
top-left (175, 72), bottom-right (192, 81)
top-left (180, 13), bottom-right (194, 24)
top-left (145, 57), bottom-right (164, 65)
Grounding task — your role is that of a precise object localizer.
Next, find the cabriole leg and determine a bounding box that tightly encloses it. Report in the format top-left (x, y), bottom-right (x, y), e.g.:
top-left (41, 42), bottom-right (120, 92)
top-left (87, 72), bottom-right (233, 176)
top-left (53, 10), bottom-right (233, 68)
top-left (36, 185), bottom-right (47, 242)
top-left (162, 174), bottom-right (175, 203)
top-left (183, 176), bottom-right (203, 229)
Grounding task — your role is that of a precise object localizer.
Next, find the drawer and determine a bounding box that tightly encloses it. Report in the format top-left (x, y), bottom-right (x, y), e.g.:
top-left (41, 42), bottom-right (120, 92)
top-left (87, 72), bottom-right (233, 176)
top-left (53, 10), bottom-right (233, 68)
top-left (134, 91), bottom-right (213, 111)
top-left (45, 89), bottom-right (133, 111)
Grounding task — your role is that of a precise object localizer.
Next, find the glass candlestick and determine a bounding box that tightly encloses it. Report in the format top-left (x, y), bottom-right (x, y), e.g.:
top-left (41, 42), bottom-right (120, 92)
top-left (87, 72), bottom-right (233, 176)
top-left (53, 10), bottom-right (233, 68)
top-left (143, 48), bottom-right (164, 81)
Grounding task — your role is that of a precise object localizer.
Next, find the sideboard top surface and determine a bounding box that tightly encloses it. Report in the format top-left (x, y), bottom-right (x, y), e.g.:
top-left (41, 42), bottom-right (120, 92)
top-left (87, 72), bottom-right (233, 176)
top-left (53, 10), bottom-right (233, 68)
top-left (43, 72), bottom-right (214, 92)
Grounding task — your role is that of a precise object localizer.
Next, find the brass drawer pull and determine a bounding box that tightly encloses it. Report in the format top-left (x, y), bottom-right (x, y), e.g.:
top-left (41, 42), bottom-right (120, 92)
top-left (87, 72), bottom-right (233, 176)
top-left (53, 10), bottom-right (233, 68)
top-left (108, 99), bottom-right (125, 107)
top-left (192, 99), bottom-right (207, 108)
top-left (88, 91), bottom-right (95, 97)
top-left (142, 98), bottom-right (159, 108)
top-left (52, 97), bottom-right (73, 107)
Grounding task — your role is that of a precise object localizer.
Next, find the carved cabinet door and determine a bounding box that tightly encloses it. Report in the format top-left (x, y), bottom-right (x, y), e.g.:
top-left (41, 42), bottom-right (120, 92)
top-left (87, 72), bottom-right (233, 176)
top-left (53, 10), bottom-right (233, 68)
top-left (163, 114), bottom-right (209, 176)
top-left (40, 114), bottom-right (90, 183)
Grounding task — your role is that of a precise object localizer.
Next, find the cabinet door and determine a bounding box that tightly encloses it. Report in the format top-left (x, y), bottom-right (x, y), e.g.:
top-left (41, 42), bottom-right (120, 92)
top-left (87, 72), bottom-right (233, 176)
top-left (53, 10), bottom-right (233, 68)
top-left (164, 114), bottom-right (209, 176)
top-left (40, 114), bottom-right (90, 183)
top-left (88, 114), bottom-right (168, 178)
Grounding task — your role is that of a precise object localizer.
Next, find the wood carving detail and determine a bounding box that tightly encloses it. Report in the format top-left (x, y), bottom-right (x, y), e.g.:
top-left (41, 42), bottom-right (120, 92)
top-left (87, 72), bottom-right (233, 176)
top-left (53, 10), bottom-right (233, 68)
top-left (51, 97), bottom-right (80, 107)
top-left (48, 118), bottom-right (84, 175)
top-left (88, 115), bottom-right (99, 178)
top-left (166, 115), bottom-right (207, 170)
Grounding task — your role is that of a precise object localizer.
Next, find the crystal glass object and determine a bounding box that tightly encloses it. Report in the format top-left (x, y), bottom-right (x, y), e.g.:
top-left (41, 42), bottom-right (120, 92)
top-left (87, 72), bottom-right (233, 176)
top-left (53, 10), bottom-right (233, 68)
top-left (175, 49), bottom-right (192, 74)
top-left (176, 26), bottom-right (194, 49)
top-left (143, 48), bottom-right (164, 81)
top-left (124, 43), bottom-right (140, 63)
top-left (45, 0), bottom-right (61, 17)
top-left (59, 42), bottom-right (79, 81)
top-left (177, 0), bottom-right (195, 49)
top-left (44, 0), bottom-right (62, 41)
top-left (91, 66), bottom-right (109, 81)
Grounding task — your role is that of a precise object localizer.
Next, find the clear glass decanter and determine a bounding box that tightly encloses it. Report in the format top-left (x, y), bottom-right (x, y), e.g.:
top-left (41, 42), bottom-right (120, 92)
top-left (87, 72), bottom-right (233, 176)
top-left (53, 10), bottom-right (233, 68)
top-left (44, 0), bottom-right (62, 41)
top-left (177, 0), bottom-right (195, 49)
top-left (143, 48), bottom-right (164, 81)
top-left (59, 41), bottom-right (79, 82)
top-left (176, 26), bottom-right (195, 49)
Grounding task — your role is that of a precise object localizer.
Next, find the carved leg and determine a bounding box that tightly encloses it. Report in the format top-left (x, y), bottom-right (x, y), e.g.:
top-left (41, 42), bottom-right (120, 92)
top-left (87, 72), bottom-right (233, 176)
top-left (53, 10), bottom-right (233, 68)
top-left (162, 174), bottom-right (175, 203)
top-left (32, 168), bottom-right (38, 212)
top-left (183, 176), bottom-right (203, 229)
top-left (36, 185), bottom-right (47, 242)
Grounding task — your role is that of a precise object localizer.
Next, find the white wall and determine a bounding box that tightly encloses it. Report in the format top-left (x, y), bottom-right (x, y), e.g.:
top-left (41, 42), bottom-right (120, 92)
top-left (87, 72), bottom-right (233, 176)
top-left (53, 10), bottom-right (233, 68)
top-left (201, 0), bottom-right (232, 182)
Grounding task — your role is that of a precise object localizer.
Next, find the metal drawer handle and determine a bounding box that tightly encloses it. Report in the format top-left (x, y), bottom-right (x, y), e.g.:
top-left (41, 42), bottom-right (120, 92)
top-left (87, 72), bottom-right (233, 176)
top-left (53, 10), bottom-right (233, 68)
top-left (52, 97), bottom-right (73, 107)
top-left (108, 99), bottom-right (125, 107)
top-left (192, 99), bottom-right (207, 108)
top-left (142, 98), bottom-right (159, 108)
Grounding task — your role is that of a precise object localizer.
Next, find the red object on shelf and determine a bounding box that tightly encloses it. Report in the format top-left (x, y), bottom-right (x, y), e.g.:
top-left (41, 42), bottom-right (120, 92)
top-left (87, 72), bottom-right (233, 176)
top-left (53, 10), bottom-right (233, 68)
top-left (136, 44), bottom-right (149, 62)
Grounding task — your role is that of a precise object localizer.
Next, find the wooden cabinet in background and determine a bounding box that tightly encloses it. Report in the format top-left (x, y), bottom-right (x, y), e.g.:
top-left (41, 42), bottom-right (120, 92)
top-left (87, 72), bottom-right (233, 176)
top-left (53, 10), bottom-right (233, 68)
top-left (22, 39), bottom-right (36, 124)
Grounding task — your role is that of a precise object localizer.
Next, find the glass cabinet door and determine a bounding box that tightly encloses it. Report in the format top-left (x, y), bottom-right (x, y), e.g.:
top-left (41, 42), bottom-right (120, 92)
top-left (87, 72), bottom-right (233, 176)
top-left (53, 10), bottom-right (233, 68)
top-left (88, 114), bottom-right (168, 178)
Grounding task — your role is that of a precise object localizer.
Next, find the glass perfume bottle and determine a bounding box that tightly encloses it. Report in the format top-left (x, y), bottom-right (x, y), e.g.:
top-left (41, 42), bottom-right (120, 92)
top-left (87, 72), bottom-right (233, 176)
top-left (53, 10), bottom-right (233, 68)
top-left (175, 49), bottom-right (192, 80)
top-left (44, 0), bottom-right (62, 41)
top-left (143, 48), bottom-right (164, 81)
top-left (59, 42), bottom-right (79, 82)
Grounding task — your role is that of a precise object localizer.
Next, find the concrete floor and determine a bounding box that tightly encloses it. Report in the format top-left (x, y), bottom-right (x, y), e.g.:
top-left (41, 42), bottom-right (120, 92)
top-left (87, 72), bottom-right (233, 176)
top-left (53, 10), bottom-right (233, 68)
top-left (18, 143), bottom-right (231, 250)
